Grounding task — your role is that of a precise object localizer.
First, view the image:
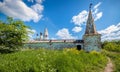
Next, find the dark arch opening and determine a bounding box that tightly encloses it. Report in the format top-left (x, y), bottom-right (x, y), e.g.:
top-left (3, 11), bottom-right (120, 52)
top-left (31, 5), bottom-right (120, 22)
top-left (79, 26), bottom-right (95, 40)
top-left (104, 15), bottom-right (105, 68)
top-left (77, 45), bottom-right (81, 50)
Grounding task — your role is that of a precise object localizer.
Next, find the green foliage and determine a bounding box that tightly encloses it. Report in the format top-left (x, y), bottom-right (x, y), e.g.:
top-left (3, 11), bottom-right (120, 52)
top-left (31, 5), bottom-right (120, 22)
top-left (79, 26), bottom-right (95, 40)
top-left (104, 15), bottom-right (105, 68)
top-left (0, 17), bottom-right (29, 51)
top-left (0, 48), bottom-right (107, 72)
top-left (102, 40), bottom-right (120, 52)
top-left (102, 40), bottom-right (120, 71)
top-left (102, 50), bottom-right (120, 72)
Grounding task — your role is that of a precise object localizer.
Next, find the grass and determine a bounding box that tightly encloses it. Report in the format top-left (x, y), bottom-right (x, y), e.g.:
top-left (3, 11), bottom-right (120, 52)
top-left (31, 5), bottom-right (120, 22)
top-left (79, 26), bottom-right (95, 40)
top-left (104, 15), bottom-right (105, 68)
top-left (0, 48), bottom-right (107, 72)
top-left (102, 40), bottom-right (120, 72)
top-left (109, 52), bottom-right (120, 72)
top-left (102, 50), bottom-right (120, 72)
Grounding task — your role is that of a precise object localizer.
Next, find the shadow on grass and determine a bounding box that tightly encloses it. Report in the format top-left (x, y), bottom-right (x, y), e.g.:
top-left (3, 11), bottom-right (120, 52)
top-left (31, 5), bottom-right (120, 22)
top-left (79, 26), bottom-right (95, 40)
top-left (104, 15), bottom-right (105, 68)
top-left (0, 49), bottom-right (15, 54)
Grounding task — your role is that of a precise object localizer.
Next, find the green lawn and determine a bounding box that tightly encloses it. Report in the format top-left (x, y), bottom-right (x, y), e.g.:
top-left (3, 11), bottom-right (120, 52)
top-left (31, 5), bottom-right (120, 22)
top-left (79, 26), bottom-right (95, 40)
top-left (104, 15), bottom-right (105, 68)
top-left (0, 48), bottom-right (107, 72)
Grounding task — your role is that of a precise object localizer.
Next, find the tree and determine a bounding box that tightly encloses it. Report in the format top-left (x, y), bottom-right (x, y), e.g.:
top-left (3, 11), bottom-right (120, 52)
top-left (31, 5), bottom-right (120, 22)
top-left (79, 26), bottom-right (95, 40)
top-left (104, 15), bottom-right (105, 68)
top-left (0, 17), bottom-right (29, 51)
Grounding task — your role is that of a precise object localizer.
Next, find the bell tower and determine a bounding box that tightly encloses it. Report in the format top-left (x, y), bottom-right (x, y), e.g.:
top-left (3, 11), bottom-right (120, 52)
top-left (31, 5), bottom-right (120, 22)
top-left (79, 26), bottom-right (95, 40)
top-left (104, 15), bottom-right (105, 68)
top-left (43, 28), bottom-right (49, 40)
top-left (83, 3), bottom-right (101, 52)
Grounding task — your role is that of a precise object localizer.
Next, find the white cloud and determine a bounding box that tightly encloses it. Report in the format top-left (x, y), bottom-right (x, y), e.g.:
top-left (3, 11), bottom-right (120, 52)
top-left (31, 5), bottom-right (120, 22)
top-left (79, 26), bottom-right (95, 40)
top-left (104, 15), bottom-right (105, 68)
top-left (35, 0), bottom-right (43, 3)
top-left (71, 2), bottom-right (102, 33)
top-left (56, 28), bottom-right (76, 39)
top-left (72, 2), bottom-right (102, 25)
top-left (0, 0), bottom-right (44, 22)
top-left (28, 0), bottom-right (43, 3)
top-left (93, 2), bottom-right (102, 21)
top-left (72, 26), bottom-right (82, 33)
top-left (93, 2), bottom-right (101, 9)
top-left (72, 10), bottom-right (88, 26)
top-left (31, 3), bottom-right (44, 14)
top-left (93, 8), bottom-right (98, 14)
top-left (98, 23), bottom-right (120, 41)
top-left (94, 12), bottom-right (102, 21)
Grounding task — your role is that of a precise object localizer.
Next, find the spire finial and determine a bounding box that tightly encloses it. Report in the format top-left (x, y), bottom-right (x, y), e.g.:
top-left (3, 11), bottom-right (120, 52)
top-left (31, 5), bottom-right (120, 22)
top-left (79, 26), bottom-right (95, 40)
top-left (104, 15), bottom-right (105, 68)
top-left (89, 3), bottom-right (92, 10)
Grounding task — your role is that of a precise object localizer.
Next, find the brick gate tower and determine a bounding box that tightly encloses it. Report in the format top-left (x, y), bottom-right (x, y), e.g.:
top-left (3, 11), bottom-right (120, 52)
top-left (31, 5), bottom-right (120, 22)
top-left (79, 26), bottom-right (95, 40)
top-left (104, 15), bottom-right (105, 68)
top-left (83, 3), bottom-right (101, 52)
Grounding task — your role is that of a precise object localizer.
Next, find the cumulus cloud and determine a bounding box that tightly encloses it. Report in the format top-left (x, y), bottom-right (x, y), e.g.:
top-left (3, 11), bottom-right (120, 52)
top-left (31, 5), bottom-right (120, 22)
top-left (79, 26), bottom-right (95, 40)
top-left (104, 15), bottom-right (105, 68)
top-left (93, 2), bottom-right (102, 21)
top-left (72, 10), bottom-right (88, 26)
top-left (0, 0), bottom-right (44, 22)
top-left (94, 12), bottom-right (102, 21)
top-left (35, 0), bottom-right (43, 3)
top-left (71, 2), bottom-right (102, 33)
top-left (72, 26), bottom-right (82, 33)
top-left (98, 23), bottom-right (120, 41)
top-left (31, 3), bottom-right (44, 14)
top-left (56, 28), bottom-right (76, 39)
top-left (28, 0), bottom-right (43, 3)
top-left (93, 2), bottom-right (101, 9)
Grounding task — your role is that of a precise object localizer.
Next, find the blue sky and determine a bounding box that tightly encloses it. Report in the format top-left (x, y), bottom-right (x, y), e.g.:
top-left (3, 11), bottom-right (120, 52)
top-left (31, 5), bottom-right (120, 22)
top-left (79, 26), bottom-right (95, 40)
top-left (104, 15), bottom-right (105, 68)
top-left (0, 0), bottom-right (120, 41)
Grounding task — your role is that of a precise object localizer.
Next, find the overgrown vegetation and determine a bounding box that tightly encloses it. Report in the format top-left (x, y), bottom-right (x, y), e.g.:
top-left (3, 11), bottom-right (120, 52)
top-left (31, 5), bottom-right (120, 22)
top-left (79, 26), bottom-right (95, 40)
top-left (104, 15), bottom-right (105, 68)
top-left (102, 40), bottom-right (120, 52)
top-left (0, 48), bottom-right (107, 72)
top-left (102, 50), bottom-right (120, 72)
top-left (102, 40), bottom-right (120, 72)
top-left (0, 16), bottom-right (120, 72)
top-left (0, 17), bottom-right (29, 53)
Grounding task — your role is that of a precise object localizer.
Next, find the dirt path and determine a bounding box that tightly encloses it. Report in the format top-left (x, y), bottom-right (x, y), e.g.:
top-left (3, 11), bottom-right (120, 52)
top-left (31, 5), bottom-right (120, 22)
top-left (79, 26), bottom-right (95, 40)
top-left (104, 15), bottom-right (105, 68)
top-left (104, 57), bottom-right (114, 72)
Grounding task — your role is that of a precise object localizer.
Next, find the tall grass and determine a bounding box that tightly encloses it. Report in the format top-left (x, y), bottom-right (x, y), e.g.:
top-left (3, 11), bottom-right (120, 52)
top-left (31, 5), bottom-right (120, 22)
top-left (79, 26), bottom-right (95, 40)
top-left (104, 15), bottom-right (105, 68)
top-left (102, 40), bottom-right (120, 71)
top-left (102, 50), bottom-right (120, 72)
top-left (0, 48), bottom-right (107, 72)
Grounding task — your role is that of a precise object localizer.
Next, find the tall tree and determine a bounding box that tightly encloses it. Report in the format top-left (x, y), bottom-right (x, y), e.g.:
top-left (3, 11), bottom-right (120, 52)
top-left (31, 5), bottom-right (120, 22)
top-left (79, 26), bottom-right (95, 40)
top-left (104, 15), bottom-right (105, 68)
top-left (0, 17), bottom-right (29, 51)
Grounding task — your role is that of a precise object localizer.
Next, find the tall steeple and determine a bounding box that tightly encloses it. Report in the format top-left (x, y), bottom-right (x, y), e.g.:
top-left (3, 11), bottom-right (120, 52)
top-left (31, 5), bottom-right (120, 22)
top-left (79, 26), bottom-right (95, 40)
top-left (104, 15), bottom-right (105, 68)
top-left (43, 28), bottom-right (49, 40)
top-left (85, 3), bottom-right (98, 35)
top-left (83, 3), bottom-right (101, 52)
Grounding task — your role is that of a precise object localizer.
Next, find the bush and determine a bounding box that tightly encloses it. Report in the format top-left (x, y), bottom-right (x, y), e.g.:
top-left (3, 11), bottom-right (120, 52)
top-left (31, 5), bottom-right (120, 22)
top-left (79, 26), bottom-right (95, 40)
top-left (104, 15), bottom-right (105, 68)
top-left (102, 40), bottom-right (120, 52)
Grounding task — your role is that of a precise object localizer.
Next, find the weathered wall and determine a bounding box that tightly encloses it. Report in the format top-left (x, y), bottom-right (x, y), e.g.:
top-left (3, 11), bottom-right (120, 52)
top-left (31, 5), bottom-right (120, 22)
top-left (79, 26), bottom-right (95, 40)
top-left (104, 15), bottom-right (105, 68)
top-left (24, 42), bottom-right (84, 50)
top-left (83, 34), bottom-right (101, 52)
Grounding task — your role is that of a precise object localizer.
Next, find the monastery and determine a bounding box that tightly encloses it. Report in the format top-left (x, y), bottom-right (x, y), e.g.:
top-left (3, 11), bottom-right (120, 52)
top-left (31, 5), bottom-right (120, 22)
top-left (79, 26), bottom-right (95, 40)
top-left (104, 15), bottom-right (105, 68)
top-left (25, 4), bottom-right (101, 52)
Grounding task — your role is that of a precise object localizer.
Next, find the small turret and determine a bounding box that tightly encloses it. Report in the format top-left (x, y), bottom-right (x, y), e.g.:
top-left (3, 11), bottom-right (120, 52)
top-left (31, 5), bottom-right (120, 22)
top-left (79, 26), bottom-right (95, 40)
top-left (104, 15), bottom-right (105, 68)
top-left (43, 28), bottom-right (49, 40)
top-left (36, 33), bottom-right (39, 40)
top-left (40, 32), bottom-right (43, 40)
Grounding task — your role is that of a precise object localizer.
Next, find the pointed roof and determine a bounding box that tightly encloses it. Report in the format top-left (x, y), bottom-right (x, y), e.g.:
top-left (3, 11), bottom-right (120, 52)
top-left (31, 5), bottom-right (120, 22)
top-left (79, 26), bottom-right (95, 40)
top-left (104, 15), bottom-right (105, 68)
top-left (44, 28), bottom-right (48, 36)
top-left (85, 3), bottom-right (98, 35)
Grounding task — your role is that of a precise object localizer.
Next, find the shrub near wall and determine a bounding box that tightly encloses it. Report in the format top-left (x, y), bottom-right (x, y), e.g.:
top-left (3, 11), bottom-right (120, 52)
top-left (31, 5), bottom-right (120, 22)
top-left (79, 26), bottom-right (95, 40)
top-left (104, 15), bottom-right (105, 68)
top-left (102, 41), bottom-right (120, 52)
